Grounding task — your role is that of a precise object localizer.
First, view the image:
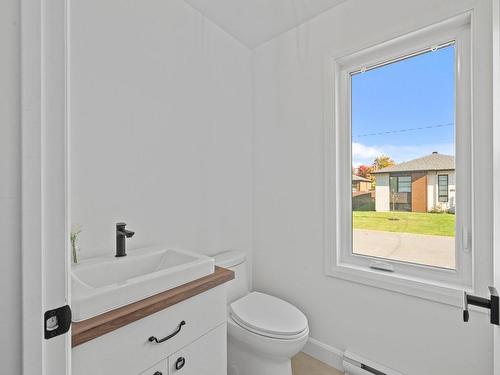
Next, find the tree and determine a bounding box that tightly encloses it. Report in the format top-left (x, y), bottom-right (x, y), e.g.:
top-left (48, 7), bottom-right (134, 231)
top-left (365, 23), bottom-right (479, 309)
top-left (372, 155), bottom-right (395, 171)
top-left (356, 165), bottom-right (373, 180)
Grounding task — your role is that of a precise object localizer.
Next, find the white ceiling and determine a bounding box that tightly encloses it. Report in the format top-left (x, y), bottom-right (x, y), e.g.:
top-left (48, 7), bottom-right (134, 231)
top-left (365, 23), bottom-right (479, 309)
top-left (184, 0), bottom-right (347, 49)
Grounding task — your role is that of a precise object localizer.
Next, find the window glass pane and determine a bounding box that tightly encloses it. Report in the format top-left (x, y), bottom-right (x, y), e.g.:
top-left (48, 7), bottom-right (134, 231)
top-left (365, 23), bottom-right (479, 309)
top-left (390, 176), bottom-right (397, 192)
top-left (397, 176), bottom-right (412, 193)
top-left (438, 175), bottom-right (449, 202)
top-left (351, 44), bottom-right (456, 269)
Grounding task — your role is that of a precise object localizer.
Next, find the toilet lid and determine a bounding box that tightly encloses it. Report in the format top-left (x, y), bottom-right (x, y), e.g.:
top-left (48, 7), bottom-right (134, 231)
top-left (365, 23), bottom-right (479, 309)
top-left (230, 292), bottom-right (308, 339)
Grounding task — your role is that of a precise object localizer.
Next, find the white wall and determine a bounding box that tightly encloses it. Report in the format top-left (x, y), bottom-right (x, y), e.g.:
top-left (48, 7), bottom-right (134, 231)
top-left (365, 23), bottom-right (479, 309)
top-left (427, 171), bottom-right (436, 211)
top-left (375, 174), bottom-right (389, 212)
top-left (69, 0), bottom-right (253, 266)
top-left (427, 170), bottom-right (456, 211)
top-left (253, 1), bottom-right (492, 374)
top-left (0, 0), bottom-right (21, 372)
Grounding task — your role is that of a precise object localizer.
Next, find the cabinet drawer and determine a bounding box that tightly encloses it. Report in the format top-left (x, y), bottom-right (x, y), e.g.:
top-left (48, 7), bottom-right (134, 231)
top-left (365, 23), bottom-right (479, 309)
top-left (73, 285), bottom-right (226, 375)
top-left (138, 360), bottom-right (167, 375)
top-left (168, 323), bottom-right (227, 375)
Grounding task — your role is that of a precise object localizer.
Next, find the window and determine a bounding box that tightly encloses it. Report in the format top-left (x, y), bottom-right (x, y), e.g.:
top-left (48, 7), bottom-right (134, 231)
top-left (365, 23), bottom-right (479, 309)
top-left (438, 175), bottom-right (449, 202)
top-left (389, 176), bottom-right (412, 212)
top-left (396, 176), bottom-right (411, 193)
top-left (325, 14), bottom-right (473, 303)
top-left (351, 42), bottom-right (457, 268)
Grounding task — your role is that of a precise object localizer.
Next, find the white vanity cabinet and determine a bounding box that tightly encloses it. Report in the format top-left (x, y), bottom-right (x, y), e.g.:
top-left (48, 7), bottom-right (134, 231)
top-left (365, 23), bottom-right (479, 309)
top-left (139, 360), bottom-right (167, 375)
top-left (72, 285), bottom-right (228, 375)
top-left (137, 325), bottom-right (226, 375)
top-left (167, 324), bottom-right (226, 375)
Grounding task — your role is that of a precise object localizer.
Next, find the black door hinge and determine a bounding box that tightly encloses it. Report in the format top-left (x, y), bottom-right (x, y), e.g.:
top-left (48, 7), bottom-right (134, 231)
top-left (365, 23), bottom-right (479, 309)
top-left (44, 305), bottom-right (72, 339)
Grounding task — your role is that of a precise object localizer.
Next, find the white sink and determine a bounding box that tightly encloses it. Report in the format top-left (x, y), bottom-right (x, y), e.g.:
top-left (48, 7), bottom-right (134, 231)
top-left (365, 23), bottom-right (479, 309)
top-left (71, 247), bottom-right (214, 322)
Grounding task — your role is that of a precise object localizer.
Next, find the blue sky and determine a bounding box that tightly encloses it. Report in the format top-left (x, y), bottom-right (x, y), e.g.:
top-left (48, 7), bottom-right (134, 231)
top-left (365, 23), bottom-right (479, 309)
top-left (351, 44), bottom-right (455, 167)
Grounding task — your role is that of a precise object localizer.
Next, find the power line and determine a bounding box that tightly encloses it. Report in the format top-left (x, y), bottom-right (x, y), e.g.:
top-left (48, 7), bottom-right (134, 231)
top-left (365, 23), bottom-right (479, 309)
top-left (352, 122), bottom-right (454, 138)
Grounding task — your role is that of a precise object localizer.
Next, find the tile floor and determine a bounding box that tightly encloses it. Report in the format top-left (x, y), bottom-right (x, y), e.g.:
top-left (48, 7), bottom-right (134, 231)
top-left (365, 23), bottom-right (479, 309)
top-left (292, 352), bottom-right (343, 375)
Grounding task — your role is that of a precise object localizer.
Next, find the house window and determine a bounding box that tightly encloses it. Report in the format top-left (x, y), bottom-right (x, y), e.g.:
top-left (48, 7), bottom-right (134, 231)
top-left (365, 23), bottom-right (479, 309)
top-left (389, 176), bottom-right (412, 211)
top-left (325, 15), bottom-right (473, 303)
top-left (438, 175), bottom-right (449, 202)
top-left (396, 176), bottom-right (411, 193)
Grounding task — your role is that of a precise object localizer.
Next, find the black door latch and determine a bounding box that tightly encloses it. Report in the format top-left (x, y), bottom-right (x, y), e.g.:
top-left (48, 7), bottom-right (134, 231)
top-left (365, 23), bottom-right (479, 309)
top-left (463, 286), bottom-right (499, 325)
top-left (44, 305), bottom-right (72, 339)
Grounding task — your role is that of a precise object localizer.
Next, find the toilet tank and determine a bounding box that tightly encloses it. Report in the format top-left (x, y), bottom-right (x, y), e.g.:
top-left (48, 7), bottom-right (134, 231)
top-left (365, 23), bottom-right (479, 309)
top-left (213, 250), bottom-right (249, 303)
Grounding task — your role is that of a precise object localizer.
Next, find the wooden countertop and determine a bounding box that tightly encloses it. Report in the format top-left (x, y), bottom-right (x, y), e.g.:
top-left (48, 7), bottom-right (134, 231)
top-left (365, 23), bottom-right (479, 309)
top-left (72, 266), bottom-right (234, 347)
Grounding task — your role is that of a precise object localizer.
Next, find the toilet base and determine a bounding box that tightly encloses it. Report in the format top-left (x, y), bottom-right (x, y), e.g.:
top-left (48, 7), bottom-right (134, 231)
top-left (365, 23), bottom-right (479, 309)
top-left (226, 317), bottom-right (308, 375)
top-left (228, 336), bottom-right (293, 375)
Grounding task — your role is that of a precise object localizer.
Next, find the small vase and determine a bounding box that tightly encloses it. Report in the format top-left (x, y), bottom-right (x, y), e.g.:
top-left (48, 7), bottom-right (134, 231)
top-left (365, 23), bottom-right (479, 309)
top-left (72, 242), bottom-right (79, 264)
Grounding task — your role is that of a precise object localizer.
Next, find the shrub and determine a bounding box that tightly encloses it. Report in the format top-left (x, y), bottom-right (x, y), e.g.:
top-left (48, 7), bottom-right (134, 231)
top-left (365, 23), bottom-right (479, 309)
top-left (429, 205), bottom-right (446, 214)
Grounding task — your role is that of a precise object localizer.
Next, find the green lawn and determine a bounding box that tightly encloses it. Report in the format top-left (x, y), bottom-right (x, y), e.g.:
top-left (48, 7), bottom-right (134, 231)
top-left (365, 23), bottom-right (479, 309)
top-left (352, 211), bottom-right (455, 237)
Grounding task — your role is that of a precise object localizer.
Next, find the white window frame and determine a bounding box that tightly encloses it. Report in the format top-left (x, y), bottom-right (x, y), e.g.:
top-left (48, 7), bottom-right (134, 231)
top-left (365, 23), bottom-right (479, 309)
top-left (324, 14), bottom-right (475, 305)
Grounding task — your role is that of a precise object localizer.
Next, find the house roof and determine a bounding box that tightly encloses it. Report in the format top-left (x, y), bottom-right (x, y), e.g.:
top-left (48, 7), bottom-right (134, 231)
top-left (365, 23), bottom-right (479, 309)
top-left (372, 152), bottom-right (455, 174)
top-left (352, 175), bottom-right (371, 182)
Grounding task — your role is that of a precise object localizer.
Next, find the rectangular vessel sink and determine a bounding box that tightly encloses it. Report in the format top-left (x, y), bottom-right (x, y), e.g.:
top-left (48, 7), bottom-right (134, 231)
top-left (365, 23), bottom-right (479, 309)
top-left (71, 247), bottom-right (214, 322)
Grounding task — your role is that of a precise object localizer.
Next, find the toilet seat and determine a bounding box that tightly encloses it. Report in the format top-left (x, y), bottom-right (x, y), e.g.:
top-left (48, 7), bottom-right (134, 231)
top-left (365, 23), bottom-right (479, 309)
top-left (229, 292), bottom-right (308, 340)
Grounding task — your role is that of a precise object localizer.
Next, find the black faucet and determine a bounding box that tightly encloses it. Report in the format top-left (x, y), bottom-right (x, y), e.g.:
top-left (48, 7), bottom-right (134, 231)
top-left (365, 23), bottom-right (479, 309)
top-left (116, 222), bottom-right (135, 257)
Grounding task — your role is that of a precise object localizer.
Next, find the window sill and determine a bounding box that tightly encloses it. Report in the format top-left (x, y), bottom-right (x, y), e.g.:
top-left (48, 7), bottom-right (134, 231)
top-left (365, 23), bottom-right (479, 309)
top-left (325, 261), bottom-right (472, 307)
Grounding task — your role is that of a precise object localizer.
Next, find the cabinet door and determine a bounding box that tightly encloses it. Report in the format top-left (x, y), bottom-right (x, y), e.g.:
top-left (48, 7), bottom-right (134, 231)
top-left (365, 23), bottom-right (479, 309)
top-left (168, 323), bottom-right (226, 375)
top-left (139, 360), bottom-right (167, 375)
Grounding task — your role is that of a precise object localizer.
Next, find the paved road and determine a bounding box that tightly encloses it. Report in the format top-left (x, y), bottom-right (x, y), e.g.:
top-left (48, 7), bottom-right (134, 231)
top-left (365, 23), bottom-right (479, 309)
top-left (353, 229), bottom-right (455, 269)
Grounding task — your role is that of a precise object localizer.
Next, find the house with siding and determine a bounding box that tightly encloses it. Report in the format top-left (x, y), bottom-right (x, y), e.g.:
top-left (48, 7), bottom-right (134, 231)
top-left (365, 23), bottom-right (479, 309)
top-left (372, 152), bottom-right (455, 213)
top-left (352, 175), bottom-right (372, 193)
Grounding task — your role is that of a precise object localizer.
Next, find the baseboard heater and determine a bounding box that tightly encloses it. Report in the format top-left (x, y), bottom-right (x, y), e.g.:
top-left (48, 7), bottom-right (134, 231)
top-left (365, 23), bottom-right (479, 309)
top-left (343, 351), bottom-right (405, 375)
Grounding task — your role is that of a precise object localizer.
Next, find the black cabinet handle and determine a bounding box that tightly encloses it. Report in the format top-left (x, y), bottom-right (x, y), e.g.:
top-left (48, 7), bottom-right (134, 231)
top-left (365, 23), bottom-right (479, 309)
top-left (148, 321), bottom-right (186, 344)
top-left (175, 357), bottom-right (186, 370)
top-left (153, 372), bottom-right (162, 375)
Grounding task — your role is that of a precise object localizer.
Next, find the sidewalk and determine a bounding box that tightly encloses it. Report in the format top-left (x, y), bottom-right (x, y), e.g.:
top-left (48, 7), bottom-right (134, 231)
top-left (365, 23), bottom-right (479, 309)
top-left (353, 229), bottom-right (455, 269)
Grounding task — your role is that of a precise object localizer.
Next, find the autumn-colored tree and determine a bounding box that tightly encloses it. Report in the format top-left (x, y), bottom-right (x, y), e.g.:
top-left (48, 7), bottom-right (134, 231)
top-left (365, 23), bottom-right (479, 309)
top-left (356, 165), bottom-right (373, 180)
top-left (372, 155), bottom-right (395, 171)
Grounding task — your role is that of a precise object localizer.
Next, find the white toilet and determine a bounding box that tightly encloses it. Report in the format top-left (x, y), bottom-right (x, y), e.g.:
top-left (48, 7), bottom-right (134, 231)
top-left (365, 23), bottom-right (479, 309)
top-left (214, 250), bottom-right (309, 375)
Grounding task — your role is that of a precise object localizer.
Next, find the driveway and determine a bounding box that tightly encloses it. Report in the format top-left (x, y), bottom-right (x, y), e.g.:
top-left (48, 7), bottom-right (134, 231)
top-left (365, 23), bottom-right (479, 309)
top-left (353, 229), bottom-right (455, 269)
